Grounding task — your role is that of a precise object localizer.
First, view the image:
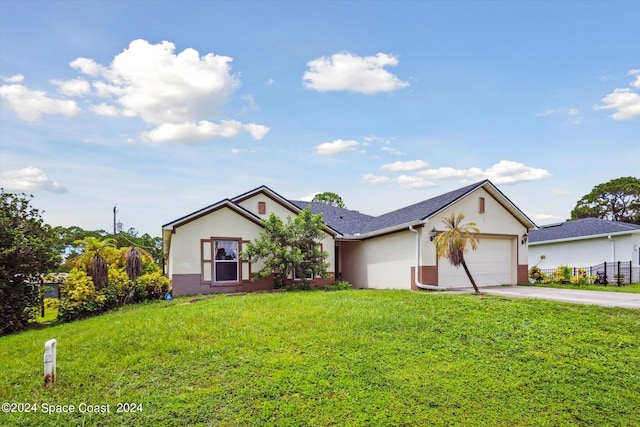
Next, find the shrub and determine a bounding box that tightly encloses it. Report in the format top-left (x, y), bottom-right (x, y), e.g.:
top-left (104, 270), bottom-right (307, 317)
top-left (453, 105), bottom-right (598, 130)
top-left (323, 280), bottom-right (353, 291)
top-left (135, 271), bottom-right (172, 300)
top-left (58, 268), bottom-right (171, 323)
top-left (552, 265), bottom-right (572, 283)
top-left (285, 282), bottom-right (312, 291)
top-left (58, 269), bottom-right (106, 322)
top-left (105, 268), bottom-right (135, 305)
top-left (529, 266), bottom-right (547, 283)
top-left (44, 298), bottom-right (59, 310)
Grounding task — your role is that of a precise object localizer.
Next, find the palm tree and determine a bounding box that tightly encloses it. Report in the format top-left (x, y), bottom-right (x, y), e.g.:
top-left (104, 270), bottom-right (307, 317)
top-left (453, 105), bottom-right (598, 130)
top-left (66, 236), bottom-right (117, 290)
top-left (121, 246), bottom-right (153, 281)
top-left (433, 213), bottom-right (481, 294)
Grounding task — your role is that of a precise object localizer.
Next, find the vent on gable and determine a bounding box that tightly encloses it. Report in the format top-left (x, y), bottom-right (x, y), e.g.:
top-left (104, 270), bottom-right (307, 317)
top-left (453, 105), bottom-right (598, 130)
top-left (479, 197), bottom-right (485, 214)
top-left (258, 201), bottom-right (266, 214)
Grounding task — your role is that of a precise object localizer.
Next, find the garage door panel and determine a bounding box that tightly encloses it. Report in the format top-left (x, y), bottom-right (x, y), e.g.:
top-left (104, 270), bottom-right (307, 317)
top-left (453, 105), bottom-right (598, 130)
top-left (438, 238), bottom-right (512, 288)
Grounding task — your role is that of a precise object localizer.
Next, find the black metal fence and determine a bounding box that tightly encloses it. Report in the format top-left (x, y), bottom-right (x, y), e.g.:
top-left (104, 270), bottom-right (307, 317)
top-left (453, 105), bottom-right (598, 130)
top-left (539, 261), bottom-right (639, 286)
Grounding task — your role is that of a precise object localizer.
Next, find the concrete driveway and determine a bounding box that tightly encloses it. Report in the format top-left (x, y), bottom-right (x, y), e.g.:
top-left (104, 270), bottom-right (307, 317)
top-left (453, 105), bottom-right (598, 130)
top-left (477, 285), bottom-right (640, 309)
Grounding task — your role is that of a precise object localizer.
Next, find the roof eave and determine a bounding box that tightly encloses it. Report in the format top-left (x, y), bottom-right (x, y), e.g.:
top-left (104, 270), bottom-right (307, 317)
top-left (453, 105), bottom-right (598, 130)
top-left (529, 228), bottom-right (640, 245)
top-left (341, 220), bottom-right (424, 240)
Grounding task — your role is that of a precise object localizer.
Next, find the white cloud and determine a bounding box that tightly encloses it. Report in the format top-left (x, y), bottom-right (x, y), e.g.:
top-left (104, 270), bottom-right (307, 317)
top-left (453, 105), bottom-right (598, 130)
top-left (316, 139), bottom-right (359, 155)
top-left (531, 213), bottom-right (563, 222)
top-left (94, 40), bottom-right (239, 124)
top-left (369, 160), bottom-right (550, 189)
top-left (240, 94), bottom-right (260, 114)
top-left (418, 167), bottom-right (469, 179)
top-left (361, 173), bottom-right (392, 184)
top-left (231, 148), bottom-right (255, 155)
top-left (595, 69), bottom-right (640, 120)
top-left (381, 146), bottom-right (403, 156)
top-left (51, 78), bottom-right (91, 97)
top-left (395, 175), bottom-right (435, 189)
top-left (142, 120), bottom-right (245, 144)
top-left (629, 69), bottom-right (640, 89)
top-left (303, 52), bottom-right (409, 94)
top-left (595, 88), bottom-right (640, 120)
top-left (0, 83), bottom-right (80, 121)
top-left (70, 57), bottom-right (105, 76)
top-left (536, 107), bottom-right (583, 124)
top-left (478, 160), bottom-right (551, 184)
top-left (91, 103), bottom-right (121, 117)
top-left (381, 160), bottom-right (428, 172)
top-left (243, 123), bottom-right (270, 140)
top-left (2, 74), bottom-right (25, 83)
top-left (361, 172), bottom-right (433, 189)
top-left (0, 167), bottom-right (68, 193)
top-left (299, 192), bottom-right (319, 202)
top-left (67, 39), bottom-right (269, 143)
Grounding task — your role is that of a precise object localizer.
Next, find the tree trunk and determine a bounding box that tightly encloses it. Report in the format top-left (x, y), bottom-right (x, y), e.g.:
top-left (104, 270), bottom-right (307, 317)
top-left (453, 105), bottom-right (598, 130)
top-left (461, 258), bottom-right (480, 295)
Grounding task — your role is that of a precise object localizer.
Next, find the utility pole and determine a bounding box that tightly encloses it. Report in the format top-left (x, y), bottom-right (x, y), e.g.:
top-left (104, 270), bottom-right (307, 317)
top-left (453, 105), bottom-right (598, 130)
top-left (113, 205), bottom-right (118, 237)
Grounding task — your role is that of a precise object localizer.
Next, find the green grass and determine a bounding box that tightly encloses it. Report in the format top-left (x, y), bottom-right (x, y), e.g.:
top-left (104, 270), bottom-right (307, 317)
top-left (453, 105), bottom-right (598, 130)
top-left (521, 281), bottom-right (640, 293)
top-left (34, 306), bottom-right (59, 324)
top-left (1, 290), bottom-right (639, 426)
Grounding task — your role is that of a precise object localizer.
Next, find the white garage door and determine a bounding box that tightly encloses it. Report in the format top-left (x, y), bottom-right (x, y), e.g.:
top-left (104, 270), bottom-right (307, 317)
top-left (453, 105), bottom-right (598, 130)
top-left (438, 237), bottom-right (513, 288)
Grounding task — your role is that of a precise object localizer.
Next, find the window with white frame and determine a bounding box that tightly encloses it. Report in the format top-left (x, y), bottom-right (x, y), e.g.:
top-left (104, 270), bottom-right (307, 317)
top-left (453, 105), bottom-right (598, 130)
top-left (214, 240), bottom-right (239, 282)
top-left (293, 269), bottom-right (313, 281)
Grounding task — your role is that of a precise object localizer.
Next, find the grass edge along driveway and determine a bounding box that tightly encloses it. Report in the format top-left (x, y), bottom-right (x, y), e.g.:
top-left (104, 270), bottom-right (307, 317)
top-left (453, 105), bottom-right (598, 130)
top-left (1, 290), bottom-right (639, 426)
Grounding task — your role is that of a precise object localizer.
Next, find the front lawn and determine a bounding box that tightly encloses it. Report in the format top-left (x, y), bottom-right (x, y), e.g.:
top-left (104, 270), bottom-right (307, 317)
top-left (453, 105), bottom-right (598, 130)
top-left (1, 290), bottom-right (639, 426)
top-left (521, 281), bottom-right (640, 293)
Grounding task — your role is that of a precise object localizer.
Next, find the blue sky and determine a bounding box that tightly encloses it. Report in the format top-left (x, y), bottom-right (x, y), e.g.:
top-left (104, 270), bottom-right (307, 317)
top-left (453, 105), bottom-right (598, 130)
top-left (1, 0), bottom-right (638, 236)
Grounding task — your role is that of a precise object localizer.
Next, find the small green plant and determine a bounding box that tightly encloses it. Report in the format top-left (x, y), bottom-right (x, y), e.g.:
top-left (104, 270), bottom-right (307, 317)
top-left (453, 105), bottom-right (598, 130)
top-left (323, 280), bottom-right (353, 291)
top-left (552, 265), bottom-right (572, 283)
top-left (529, 265), bottom-right (547, 283)
top-left (43, 298), bottom-right (59, 310)
top-left (568, 268), bottom-right (596, 286)
top-left (614, 274), bottom-right (625, 283)
top-left (136, 271), bottom-right (172, 300)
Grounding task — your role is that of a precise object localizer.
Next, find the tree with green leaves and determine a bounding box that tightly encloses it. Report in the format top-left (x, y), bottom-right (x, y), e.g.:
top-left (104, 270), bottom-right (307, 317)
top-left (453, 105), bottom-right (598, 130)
top-left (312, 192), bottom-right (346, 208)
top-left (570, 177), bottom-right (640, 224)
top-left (1, 190), bottom-right (61, 335)
top-left (433, 213), bottom-right (481, 295)
top-left (242, 207), bottom-right (329, 288)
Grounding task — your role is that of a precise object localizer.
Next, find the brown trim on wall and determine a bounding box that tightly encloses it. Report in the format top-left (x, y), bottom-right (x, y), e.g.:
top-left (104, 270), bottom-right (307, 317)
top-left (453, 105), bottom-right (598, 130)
top-left (410, 265), bottom-right (438, 290)
top-left (517, 265), bottom-right (529, 284)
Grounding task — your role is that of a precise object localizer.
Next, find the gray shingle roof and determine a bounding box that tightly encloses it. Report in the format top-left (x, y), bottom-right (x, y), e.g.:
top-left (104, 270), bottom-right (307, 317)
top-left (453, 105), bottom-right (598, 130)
top-left (289, 201), bottom-right (374, 236)
top-left (292, 180), bottom-right (488, 237)
top-left (529, 218), bottom-right (640, 243)
top-left (359, 181), bottom-right (486, 234)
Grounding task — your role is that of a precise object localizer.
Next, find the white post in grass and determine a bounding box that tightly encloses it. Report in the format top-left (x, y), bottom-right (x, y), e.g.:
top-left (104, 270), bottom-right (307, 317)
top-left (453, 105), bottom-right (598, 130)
top-left (44, 339), bottom-right (57, 386)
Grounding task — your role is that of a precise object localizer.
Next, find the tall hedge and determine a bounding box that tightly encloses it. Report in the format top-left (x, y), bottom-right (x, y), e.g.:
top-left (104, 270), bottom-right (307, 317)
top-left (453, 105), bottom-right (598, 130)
top-left (0, 190), bottom-right (60, 335)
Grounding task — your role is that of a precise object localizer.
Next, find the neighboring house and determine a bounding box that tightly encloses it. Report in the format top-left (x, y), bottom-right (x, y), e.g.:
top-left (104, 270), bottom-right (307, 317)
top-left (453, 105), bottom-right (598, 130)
top-left (528, 218), bottom-right (640, 271)
top-left (162, 180), bottom-right (535, 296)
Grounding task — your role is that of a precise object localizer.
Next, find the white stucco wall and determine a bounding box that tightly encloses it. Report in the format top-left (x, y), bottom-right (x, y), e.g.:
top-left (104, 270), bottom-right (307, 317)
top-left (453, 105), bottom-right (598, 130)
top-left (168, 207), bottom-right (264, 276)
top-left (529, 232), bottom-right (640, 269)
top-left (236, 193), bottom-right (298, 220)
top-left (430, 187), bottom-right (529, 266)
top-left (168, 203), bottom-right (336, 279)
top-left (341, 232), bottom-right (416, 289)
top-left (341, 187), bottom-right (530, 290)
